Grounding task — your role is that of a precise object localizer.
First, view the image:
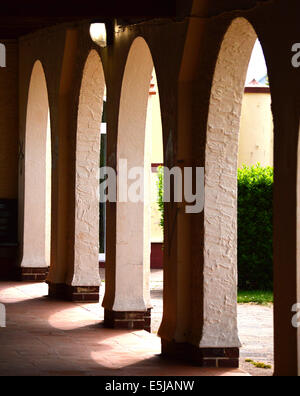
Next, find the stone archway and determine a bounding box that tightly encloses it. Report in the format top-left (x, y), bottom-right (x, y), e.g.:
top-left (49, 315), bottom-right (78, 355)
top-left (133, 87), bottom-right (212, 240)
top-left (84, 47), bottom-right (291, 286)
top-left (201, 17), bottom-right (277, 371)
top-left (21, 60), bottom-right (51, 281)
top-left (65, 49), bottom-right (105, 300)
top-left (103, 37), bottom-right (163, 331)
top-left (204, 17), bottom-right (257, 349)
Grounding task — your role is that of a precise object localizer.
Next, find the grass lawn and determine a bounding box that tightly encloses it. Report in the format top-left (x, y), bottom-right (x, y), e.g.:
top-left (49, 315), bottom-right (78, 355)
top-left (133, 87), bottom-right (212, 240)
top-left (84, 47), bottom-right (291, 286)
top-left (238, 290), bottom-right (273, 305)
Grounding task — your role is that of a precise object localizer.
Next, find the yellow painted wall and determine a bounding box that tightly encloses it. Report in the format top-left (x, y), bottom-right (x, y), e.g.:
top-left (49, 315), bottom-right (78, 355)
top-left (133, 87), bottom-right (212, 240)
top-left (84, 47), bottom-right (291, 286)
top-left (148, 71), bottom-right (164, 243)
top-left (149, 88), bottom-right (274, 243)
top-left (151, 84), bottom-right (163, 165)
top-left (238, 91), bottom-right (273, 168)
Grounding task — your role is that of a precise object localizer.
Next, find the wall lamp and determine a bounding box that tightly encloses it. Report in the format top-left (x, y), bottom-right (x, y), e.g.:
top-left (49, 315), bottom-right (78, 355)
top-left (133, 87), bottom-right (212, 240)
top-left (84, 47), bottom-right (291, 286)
top-left (90, 21), bottom-right (114, 48)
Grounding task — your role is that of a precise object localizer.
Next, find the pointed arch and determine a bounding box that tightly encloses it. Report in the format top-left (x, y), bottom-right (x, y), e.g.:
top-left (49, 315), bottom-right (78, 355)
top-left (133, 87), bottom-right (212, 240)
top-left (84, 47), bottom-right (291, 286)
top-left (115, 37), bottom-right (155, 311)
top-left (103, 37), bottom-right (164, 327)
top-left (70, 49), bottom-right (106, 287)
top-left (22, 60), bottom-right (51, 274)
top-left (203, 18), bottom-right (261, 347)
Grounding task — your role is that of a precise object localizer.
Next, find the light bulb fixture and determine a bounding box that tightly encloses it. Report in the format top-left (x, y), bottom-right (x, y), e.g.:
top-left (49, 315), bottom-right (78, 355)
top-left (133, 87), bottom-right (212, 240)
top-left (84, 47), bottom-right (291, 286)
top-left (90, 23), bottom-right (107, 48)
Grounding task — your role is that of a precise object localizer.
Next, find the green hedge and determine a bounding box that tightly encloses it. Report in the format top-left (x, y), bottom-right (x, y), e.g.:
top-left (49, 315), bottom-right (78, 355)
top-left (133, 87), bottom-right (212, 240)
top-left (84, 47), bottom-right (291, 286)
top-left (156, 164), bottom-right (274, 291)
top-left (238, 164), bottom-right (273, 291)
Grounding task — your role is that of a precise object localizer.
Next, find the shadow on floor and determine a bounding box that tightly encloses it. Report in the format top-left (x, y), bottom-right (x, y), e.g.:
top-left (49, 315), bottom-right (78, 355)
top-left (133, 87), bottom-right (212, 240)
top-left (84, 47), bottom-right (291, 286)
top-left (0, 281), bottom-right (248, 376)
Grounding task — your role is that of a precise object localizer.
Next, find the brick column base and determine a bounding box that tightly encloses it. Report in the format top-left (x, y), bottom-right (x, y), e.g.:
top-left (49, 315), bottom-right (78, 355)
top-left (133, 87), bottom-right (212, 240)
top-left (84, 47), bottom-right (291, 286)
top-left (48, 283), bottom-right (100, 303)
top-left (161, 340), bottom-right (239, 368)
top-left (104, 309), bottom-right (151, 333)
top-left (18, 267), bottom-right (49, 282)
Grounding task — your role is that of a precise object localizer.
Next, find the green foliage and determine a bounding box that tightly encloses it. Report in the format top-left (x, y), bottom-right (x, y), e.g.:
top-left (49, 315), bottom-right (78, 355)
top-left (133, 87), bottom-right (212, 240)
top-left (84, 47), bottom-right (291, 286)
top-left (265, 75), bottom-right (270, 87)
top-left (238, 164), bottom-right (273, 291)
top-left (156, 166), bottom-right (164, 230)
top-left (237, 290), bottom-right (273, 305)
top-left (156, 163), bottom-right (273, 291)
top-left (245, 360), bottom-right (272, 370)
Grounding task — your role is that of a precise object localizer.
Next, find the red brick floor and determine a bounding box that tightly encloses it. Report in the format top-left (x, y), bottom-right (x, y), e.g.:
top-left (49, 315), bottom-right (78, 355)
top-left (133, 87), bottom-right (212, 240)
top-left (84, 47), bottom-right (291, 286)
top-left (0, 282), bottom-right (249, 376)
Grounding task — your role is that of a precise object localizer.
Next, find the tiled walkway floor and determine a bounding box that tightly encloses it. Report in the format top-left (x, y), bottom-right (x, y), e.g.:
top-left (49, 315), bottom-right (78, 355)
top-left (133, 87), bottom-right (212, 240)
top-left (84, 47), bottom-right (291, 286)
top-left (148, 270), bottom-right (274, 376)
top-left (0, 281), bottom-right (248, 376)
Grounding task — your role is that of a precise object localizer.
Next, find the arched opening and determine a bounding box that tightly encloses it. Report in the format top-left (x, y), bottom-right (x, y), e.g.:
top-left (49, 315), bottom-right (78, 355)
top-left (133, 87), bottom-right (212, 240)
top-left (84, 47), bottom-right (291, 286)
top-left (69, 49), bottom-right (105, 291)
top-left (148, 70), bottom-right (164, 334)
top-left (205, 18), bottom-right (274, 374)
top-left (104, 37), bottom-right (164, 332)
top-left (21, 60), bottom-right (51, 280)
